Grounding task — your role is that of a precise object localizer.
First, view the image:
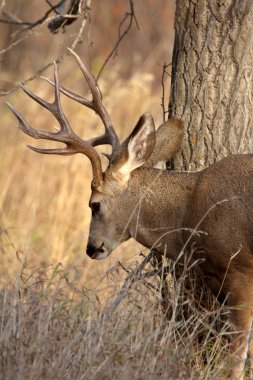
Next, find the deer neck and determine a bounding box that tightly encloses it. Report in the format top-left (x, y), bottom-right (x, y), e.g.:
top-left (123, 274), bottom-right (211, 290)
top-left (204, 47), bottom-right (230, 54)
top-left (127, 167), bottom-right (199, 259)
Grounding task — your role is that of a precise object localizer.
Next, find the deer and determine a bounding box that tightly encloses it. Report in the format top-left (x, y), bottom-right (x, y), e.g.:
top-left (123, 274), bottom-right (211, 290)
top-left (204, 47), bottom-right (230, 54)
top-left (6, 48), bottom-right (253, 380)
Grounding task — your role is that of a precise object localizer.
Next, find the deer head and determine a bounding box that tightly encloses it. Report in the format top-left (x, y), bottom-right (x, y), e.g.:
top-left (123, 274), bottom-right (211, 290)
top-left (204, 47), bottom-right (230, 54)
top-left (7, 49), bottom-right (183, 260)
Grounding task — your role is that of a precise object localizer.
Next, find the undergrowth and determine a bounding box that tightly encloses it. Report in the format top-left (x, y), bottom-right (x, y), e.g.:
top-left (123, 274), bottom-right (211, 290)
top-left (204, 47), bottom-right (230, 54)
top-left (0, 252), bottom-right (231, 380)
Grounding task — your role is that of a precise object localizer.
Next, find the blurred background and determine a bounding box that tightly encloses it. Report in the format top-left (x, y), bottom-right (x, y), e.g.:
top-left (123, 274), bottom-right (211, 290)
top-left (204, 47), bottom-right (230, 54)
top-left (0, 0), bottom-right (175, 289)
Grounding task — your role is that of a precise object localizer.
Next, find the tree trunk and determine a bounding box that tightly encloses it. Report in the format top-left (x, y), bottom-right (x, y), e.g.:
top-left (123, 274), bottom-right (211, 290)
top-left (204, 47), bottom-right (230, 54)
top-left (169, 0), bottom-right (253, 171)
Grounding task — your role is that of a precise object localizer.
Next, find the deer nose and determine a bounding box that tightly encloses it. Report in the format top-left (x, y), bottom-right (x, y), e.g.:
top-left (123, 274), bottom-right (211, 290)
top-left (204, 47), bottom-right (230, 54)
top-left (86, 244), bottom-right (96, 258)
top-left (86, 243), bottom-right (105, 258)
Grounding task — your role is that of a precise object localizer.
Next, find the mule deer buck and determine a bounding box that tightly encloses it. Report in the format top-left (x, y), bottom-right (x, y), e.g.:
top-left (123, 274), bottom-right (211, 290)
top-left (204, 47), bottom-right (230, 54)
top-left (7, 48), bottom-right (253, 380)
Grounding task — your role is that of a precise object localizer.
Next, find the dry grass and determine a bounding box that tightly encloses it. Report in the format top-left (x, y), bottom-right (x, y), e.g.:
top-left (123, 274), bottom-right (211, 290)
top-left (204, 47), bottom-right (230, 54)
top-left (0, 66), bottom-right (232, 379)
top-left (0, 258), bottom-right (230, 380)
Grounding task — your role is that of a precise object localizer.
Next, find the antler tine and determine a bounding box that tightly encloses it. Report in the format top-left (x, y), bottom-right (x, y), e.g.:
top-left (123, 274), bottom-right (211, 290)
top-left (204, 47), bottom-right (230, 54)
top-left (40, 50), bottom-right (120, 152)
top-left (40, 76), bottom-right (112, 147)
top-left (40, 76), bottom-right (94, 110)
top-left (20, 63), bottom-right (72, 134)
top-left (67, 48), bottom-right (120, 150)
top-left (5, 101), bottom-right (59, 142)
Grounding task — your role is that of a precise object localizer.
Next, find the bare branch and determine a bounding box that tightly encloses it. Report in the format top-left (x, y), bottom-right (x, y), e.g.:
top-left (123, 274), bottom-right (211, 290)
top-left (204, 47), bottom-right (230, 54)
top-left (160, 62), bottom-right (171, 123)
top-left (2, 1), bottom-right (65, 35)
top-left (107, 250), bottom-right (160, 314)
top-left (96, 0), bottom-right (139, 81)
top-left (0, 19), bottom-right (31, 26)
top-left (0, 1), bottom-right (90, 97)
top-left (48, 0), bottom-right (81, 34)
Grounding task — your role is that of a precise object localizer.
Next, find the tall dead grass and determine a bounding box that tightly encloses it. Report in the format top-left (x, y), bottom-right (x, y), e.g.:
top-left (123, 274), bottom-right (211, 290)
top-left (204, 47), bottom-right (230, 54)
top-left (0, 257), bottom-right (230, 380)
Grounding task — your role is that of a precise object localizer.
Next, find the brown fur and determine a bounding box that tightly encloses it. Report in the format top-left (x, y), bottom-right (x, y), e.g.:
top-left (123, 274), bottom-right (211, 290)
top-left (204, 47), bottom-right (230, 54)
top-left (89, 151), bottom-right (253, 380)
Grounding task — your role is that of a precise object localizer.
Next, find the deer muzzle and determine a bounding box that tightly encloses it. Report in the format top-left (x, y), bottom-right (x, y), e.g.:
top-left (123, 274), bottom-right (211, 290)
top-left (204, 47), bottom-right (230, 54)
top-left (86, 242), bottom-right (108, 260)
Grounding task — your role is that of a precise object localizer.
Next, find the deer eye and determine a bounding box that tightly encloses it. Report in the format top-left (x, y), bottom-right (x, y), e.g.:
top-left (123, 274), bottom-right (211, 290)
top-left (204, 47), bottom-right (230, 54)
top-left (90, 202), bottom-right (100, 216)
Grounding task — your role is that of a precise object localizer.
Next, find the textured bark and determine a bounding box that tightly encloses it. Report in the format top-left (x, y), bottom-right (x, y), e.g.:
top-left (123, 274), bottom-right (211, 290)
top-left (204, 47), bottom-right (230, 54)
top-left (169, 0), bottom-right (253, 170)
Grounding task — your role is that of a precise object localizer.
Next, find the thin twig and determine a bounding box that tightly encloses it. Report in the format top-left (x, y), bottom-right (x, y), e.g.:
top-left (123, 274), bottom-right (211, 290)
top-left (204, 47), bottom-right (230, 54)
top-left (96, 0), bottom-right (139, 81)
top-left (161, 62), bottom-right (171, 123)
top-left (17, 0), bottom-right (65, 34)
top-left (107, 250), bottom-right (156, 314)
top-left (45, 0), bottom-right (61, 12)
top-left (1, 8), bottom-right (24, 25)
top-left (0, 19), bottom-right (31, 25)
top-left (0, 0), bottom-right (90, 97)
top-left (48, 0), bottom-right (81, 34)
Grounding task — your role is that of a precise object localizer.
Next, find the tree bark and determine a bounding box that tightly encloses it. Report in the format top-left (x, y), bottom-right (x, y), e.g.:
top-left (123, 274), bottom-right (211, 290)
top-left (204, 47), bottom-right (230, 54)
top-left (169, 0), bottom-right (253, 171)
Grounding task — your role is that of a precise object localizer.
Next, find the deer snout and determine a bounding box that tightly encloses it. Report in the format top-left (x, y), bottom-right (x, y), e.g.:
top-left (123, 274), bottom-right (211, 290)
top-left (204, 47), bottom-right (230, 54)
top-left (86, 242), bottom-right (108, 260)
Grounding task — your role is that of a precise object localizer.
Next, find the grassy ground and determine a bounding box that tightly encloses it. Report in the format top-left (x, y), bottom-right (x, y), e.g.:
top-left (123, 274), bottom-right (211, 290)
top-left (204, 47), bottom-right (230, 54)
top-left (0, 64), bottom-right (232, 379)
top-left (0, 257), bottom-right (230, 380)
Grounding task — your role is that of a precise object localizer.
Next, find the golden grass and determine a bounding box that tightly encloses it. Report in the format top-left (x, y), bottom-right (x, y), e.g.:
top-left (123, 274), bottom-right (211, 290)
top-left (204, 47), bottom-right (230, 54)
top-left (0, 258), bottom-right (230, 380)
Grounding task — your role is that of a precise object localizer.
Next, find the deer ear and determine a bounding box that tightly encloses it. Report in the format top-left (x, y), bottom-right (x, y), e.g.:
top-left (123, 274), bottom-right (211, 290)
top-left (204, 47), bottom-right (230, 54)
top-left (146, 116), bottom-right (184, 169)
top-left (113, 113), bottom-right (155, 184)
top-left (126, 112), bottom-right (156, 165)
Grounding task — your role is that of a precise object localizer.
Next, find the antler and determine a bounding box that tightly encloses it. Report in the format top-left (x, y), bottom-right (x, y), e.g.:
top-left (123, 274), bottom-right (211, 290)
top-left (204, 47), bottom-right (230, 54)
top-left (6, 49), bottom-right (120, 188)
top-left (42, 48), bottom-right (120, 150)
